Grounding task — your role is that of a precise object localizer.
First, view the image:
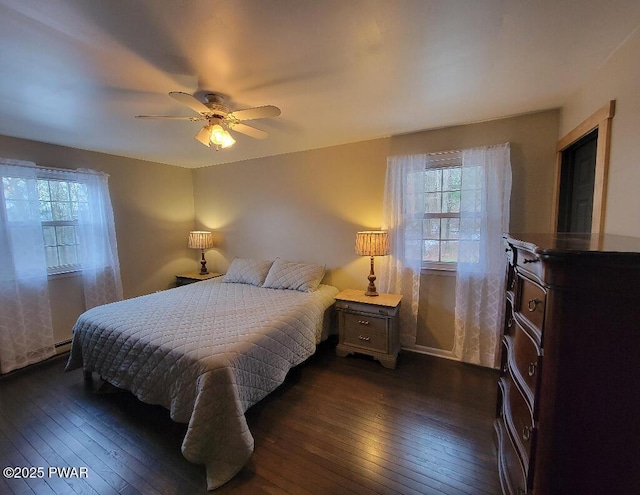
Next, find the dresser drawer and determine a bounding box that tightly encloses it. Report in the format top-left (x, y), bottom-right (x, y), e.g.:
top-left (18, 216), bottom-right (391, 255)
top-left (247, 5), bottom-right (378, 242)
top-left (516, 276), bottom-right (545, 337)
top-left (501, 373), bottom-right (535, 476)
top-left (343, 313), bottom-right (388, 353)
top-left (507, 321), bottom-right (542, 408)
top-left (515, 247), bottom-right (543, 282)
top-left (495, 416), bottom-right (528, 495)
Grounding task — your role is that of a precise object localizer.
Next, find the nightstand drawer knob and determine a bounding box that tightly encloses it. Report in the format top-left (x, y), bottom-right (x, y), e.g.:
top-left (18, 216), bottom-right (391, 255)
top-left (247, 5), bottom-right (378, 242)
top-left (358, 335), bottom-right (371, 342)
top-left (358, 320), bottom-right (370, 325)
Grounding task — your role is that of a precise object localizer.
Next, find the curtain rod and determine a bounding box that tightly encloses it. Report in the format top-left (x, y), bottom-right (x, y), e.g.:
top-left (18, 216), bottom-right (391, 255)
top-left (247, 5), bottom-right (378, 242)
top-left (426, 149), bottom-right (462, 156)
top-left (0, 159), bottom-right (108, 177)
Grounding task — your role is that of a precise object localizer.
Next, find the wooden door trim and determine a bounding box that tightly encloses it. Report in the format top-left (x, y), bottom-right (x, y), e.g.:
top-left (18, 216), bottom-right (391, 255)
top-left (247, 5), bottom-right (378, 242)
top-left (551, 100), bottom-right (615, 233)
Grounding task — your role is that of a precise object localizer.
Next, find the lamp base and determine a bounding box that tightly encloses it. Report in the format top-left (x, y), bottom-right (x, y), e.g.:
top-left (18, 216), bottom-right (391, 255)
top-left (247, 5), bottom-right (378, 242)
top-left (199, 251), bottom-right (209, 275)
top-left (364, 256), bottom-right (379, 296)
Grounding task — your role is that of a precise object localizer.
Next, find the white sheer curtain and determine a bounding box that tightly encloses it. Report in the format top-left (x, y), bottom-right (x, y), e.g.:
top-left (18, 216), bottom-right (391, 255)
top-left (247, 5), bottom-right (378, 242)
top-left (379, 154), bottom-right (427, 346)
top-left (453, 143), bottom-right (512, 368)
top-left (0, 160), bottom-right (122, 373)
top-left (0, 159), bottom-right (55, 373)
top-left (76, 169), bottom-right (123, 309)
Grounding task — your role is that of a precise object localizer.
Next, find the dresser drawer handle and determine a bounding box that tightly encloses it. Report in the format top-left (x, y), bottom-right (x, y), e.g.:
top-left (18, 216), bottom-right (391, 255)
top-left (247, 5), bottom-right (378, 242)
top-left (527, 298), bottom-right (541, 312)
top-left (523, 258), bottom-right (539, 264)
top-left (358, 335), bottom-right (371, 342)
top-left (358, 320), bottom-right (370, 325)
top-left (507, 317), bottom-right (514, 328)
top-left (522, 425), bottom-right (532, 442)
top-left (528, 362), bottom-right (537, 377)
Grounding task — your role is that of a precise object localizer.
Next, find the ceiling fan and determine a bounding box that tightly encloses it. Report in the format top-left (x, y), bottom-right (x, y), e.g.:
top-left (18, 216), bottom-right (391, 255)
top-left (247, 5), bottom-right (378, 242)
top-left (135, 92), bottom-right (281, 150)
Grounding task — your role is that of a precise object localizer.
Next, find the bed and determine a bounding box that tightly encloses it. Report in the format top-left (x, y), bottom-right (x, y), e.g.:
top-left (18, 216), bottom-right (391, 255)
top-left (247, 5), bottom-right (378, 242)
top-left (65, 258), bottom-right (339, 490)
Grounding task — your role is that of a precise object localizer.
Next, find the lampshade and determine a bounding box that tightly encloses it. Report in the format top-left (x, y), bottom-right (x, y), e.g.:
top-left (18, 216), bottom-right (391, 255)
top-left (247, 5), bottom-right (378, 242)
top-left (188, 231), bottom-right (214, 250)
top-left (355, 231), bottom-right (390, 257)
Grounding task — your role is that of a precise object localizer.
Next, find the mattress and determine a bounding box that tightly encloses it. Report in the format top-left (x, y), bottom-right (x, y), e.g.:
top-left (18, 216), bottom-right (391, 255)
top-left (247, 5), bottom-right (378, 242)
top-left (65, 277), bottom-right (338, 489)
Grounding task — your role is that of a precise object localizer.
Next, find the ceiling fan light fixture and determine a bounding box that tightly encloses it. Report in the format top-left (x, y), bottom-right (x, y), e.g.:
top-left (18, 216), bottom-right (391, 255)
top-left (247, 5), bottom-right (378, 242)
top-left (210, 124), bottom-right (226, 146)
top-left (220, 131), bottom-right (235, 148)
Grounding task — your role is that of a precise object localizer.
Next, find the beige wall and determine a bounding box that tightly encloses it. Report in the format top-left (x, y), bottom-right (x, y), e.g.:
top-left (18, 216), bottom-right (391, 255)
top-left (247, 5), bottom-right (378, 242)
top-left (193, 109), bottom-right (560, 354)
top-left (1, 109), bottom-right (561, 358)
top-left (0, 134), bottom-right (196, 349)
top-left (561, 27), bottom-right (640, 237)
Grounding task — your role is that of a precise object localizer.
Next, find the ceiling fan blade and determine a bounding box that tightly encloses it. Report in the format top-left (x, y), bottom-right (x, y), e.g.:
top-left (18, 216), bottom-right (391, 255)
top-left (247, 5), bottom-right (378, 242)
top-left (135, 115), bottom-right (203, 121)
top-left (231, 123), bottom-right (269, 139)
top-left (228, 105), bottom-right (281, 121)
top-left (195, 126), bottom-right (211, 147)
top-left (169, 91), bottom-right (211, 115)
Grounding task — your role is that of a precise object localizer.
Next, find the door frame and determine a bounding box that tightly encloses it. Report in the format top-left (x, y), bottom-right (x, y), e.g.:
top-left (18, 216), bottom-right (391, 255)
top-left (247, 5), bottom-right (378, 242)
top-left (551, 100), bottom-right (615, 233)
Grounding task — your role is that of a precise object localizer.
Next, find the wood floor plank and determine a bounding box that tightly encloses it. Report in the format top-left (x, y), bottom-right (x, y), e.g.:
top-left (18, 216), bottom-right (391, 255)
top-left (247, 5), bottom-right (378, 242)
top-left (0, 341), bottom-right (500, 494)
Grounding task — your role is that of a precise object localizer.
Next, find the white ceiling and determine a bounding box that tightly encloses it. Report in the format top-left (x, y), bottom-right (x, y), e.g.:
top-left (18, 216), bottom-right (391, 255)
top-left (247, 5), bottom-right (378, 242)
top-left (1, 0), bottom-right (639, 169)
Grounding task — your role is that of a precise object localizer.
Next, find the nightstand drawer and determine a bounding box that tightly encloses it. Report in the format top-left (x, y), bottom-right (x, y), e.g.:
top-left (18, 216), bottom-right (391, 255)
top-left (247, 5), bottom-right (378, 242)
top-left (335, 300), bottom-right (399, 317)
top-left (343, 313), bottom-right (387, 353)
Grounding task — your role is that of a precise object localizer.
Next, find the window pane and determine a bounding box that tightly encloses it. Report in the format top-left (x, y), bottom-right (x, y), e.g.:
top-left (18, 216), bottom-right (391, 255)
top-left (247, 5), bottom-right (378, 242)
top-left (58, 245), bottom-right (78, 266)
top-left (49, 181), bottom-right (70, 202)
top-left (425, 192), bottom-right (441, 213)
top-left (442, 191), bottom-right (460, 213)
top-left (405, 219), bottom-right (423, 240)
top-left (424, 169), bottom-right (442, 193)
top-left (460, 217), bottom-right (482, 240)
top-left (441, 240), bottom-right (458, 262)
top-left (459, 240), bottom-right (480, 263)
top-left (56, 226), bottom-right (77, 245)
top-left (37, 180), bottom-right (51, 201)
top-left (423, 240), bottom-right (440, 262)
top-left (462, 166), bottom-right (483, 190)
top-left (442, 167), bottom-right (461, 191)
top-left (52, 201), bottom-right (72, 221)
top-left (2, 177), bottom-right (27, 200)
top-left (39, 200), bottom-right (53, 220)
top-left (5, 199), bottom-right (28, 221)
top-left (405, 194), bottom-right (422, 215)
top-left (441, 218), bottom-right (460, 239)
top-left (42, 226), bottom-right (57, 246)
top-left (423, 219), bottom-right (440, 240)
top-left (404, 239), bottom-right (422, 262)
top-left (45, 246), bottom-right (59, 268)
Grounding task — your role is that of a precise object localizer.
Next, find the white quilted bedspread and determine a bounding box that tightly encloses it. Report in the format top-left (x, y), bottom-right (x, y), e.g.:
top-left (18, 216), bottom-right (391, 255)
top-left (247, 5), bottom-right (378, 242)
top-left (65, 278), bottom-right (338, 490)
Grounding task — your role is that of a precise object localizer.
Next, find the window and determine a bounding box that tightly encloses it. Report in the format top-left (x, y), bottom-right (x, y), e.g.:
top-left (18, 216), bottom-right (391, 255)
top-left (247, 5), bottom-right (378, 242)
top-left (408, 152), bottom-right (483, 270)
top-left (2, 176), bottom-right (88, 274)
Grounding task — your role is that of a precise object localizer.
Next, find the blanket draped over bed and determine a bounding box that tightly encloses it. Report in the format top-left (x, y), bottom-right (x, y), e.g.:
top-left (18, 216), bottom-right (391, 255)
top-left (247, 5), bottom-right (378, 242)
top-left (65, 278), bottom-right (338, 490)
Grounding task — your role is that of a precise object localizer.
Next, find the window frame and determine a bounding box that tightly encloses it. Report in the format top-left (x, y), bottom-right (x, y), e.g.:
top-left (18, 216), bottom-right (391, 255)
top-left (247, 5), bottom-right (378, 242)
top-left (420, 153), bottom-right (464, 271)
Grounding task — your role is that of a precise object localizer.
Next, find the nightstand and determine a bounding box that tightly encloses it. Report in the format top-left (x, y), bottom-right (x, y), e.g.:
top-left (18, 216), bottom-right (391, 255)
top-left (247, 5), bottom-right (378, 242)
top-left (335, 289), bottom-right (402, 369)
top-left (175, 272), bottom-right (222, 287)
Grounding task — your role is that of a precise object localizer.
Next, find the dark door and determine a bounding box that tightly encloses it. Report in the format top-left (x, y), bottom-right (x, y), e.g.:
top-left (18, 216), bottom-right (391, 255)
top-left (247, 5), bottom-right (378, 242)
top-left (557, 130), bottom-right (598, 233)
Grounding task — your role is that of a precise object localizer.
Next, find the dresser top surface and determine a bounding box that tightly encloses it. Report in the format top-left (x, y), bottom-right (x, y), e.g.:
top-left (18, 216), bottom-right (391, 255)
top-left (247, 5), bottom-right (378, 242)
top-left (505, 233), bottom-right (640, 257)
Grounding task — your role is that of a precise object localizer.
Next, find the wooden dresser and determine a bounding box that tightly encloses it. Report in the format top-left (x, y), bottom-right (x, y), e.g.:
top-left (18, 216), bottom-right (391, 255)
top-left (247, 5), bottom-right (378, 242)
top-left (496, 233), bottom-right (640, 495)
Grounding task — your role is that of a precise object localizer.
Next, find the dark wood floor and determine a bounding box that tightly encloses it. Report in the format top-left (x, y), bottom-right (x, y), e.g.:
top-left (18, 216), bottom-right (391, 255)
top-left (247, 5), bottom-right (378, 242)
top-left (0, 342), bottom-right (501, 494)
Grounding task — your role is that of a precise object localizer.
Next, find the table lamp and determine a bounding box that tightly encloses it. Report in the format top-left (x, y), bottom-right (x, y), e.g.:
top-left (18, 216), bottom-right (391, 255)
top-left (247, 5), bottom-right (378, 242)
top-left (355, 231), bottom-right (389, 296)
top-left (188, 231), bottom-right (214, 274)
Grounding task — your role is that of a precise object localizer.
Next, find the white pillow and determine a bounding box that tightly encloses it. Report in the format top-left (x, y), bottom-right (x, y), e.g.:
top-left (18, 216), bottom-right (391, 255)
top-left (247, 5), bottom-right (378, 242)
top-left (222, 258), bottom-right (273, 286)
top-left (263, 259), bottom-right (325, 292)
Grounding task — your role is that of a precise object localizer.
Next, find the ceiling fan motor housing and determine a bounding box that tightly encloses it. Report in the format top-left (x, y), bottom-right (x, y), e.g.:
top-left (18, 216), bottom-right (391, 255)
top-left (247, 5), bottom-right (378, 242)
top-left (204, 94), bottom-right (229, 118)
